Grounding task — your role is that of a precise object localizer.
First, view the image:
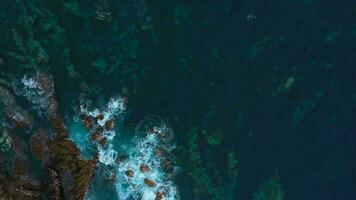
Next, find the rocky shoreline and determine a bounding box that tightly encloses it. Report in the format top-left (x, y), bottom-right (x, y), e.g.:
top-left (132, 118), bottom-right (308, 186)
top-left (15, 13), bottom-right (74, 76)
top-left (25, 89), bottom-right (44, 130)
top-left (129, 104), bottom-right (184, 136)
top-left (0, 72), bottom-right (97, 200)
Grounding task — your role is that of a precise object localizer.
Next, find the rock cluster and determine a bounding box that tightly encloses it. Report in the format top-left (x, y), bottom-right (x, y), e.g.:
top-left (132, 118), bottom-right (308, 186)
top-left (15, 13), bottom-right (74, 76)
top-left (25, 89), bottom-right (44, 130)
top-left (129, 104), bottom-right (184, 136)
top-left (0, 73), bottom-right (98, 200)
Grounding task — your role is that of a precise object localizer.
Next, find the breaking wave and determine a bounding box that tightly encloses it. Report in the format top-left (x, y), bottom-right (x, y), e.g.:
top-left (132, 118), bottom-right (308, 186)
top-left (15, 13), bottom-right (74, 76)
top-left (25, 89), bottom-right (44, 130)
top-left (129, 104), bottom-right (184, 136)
top-left (78, 96), bottom-right (125, 165)
top-left (77, 98), bottom-right (179, 200)
top-left (115, 124), bottom-right (179, 200)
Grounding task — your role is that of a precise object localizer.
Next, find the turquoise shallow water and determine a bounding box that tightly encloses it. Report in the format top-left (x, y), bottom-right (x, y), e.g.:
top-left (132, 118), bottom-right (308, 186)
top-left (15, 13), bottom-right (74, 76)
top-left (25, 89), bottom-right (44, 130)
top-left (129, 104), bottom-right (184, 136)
top-left (68, 120), bottom-right (96, 160)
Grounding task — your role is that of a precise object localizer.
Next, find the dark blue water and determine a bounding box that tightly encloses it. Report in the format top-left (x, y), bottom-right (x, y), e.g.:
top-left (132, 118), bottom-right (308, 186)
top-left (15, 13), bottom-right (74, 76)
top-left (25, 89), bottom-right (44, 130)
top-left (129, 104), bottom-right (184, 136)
top-left (125, 1), bottom-right (356, 199)
top-left (1, 0), bottom-right (356, 199)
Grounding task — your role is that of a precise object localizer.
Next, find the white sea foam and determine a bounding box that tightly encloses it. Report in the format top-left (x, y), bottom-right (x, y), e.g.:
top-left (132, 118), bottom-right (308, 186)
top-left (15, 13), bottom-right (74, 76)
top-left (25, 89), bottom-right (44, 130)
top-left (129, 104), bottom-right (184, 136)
top-left (98, 143), bottom-right (118, 165)
top-left (80, 96), bottom-right (125, 166)
top-left (80, 96), bottom-right (125, 128)
top-left (79, 97), bottom-right (178, 199)
top-left (115, 125), bottom-right (179, 200)
top-left (21, 76), bottom-right (38, 89)
top-left (14, 73), bottom-right (55, 115)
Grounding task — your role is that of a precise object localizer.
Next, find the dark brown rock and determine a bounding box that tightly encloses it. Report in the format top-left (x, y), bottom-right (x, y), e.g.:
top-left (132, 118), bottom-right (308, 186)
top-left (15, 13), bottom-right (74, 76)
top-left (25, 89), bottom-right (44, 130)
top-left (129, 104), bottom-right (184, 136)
top-left (104, 120), bottom-right (114, 130)
top-left (47, 139), bottom-right (80, 171)
top-left (140, 163), bottom-right (150, 173)
top-left (90, 132), bottom-right (101, 142)
top-left (30, 129), bottom-right (50, 161)
top-left (95, 114), bottom-right (104, 121)
top-left (81, 114), bottom-right (94, 130)
top-left (74, 157), bottom-right (97, 200)
top-left (144, 178), bottom-right (157, 188)
top-left (46, 168), bottom-right (63, 200)
top-left (125, 169), bottom-right (134, 178)
top-left (98, 137), bottom-right (107, 146)
top-left (49, 116), bottom-right (69, 139)
top-left (155, 191), bottom-right (164, 200)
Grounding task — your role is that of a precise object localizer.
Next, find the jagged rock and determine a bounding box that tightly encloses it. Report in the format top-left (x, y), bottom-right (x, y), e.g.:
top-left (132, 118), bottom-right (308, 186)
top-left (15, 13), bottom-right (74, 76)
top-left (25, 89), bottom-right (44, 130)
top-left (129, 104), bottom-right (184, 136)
top-left (104, 120), bottom-right (114, 130)
top-left (80, 114), bottom-right (93, 130)
top-left (90, 131), bottom-right (102, 142)
top-left (140, 163), bottom-right (150, 173)
top-left (40, 138), bottom-right (97, 200)
top-left (95, 114), bottom-right (104, 121)
top-left (125, 169), bottom-right (134, 178)
top-left (144, 178), bottom-right (157, 188)
top-left (89, 127), bottom-right (107, 146)
top-left (74, 157), bottom-right (98, 200)
top-left (155, 191), bottom-right (164, 200)
top-left (46, 168), bottom-right (63, 200)
top-left (48, 139), bottom-right (80, 171)
top-left (49, 116), bottom-right (69, 139)
top-left (0, 72), bottom-right (121, 200)
top-left (43, 130), bottom-right (98, 200)
top-left (98, 137), bottom-right (107, 146)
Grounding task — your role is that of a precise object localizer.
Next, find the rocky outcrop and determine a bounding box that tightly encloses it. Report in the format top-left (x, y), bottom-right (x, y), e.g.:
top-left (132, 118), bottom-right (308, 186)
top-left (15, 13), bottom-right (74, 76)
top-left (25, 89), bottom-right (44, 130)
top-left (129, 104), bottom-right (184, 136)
top-left (1, 73), bottom-right (98, 200)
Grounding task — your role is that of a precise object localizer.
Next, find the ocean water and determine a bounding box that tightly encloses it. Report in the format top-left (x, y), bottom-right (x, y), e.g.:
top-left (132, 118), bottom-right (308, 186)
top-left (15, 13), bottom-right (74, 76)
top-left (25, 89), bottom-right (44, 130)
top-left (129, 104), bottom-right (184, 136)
top-left (0, 0), bottom-right (356, 200)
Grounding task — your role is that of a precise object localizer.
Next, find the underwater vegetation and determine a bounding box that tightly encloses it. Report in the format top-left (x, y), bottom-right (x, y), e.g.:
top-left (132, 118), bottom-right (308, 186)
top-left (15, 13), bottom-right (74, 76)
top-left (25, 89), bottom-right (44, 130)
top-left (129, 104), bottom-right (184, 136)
top-left (1, 0), bottom-right (355, 200)
top-left (252, 173), bottom-right (284, 200)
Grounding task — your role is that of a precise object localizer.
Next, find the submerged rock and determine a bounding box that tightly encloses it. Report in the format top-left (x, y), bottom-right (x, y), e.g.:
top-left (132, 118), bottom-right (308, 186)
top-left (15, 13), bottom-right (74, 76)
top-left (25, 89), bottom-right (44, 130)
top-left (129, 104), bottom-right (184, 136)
top-left (30, 129), bottom-right (50, 161)
top-left (0, 129), bottom-right (45, 200)
top-left (49, 115), bottom-right (69, 139)
top-left (0, 87), bottom-right (34, 130)
top-left (12, 72), bottom-right (62, 119)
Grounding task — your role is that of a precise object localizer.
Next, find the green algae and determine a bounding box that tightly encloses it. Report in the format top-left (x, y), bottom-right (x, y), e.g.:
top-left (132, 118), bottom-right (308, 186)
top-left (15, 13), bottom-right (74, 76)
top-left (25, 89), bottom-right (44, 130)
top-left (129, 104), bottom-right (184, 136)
top-left (205, 130), bottom-right (223, 146)
top-left (292, 90), bottom-right (325, 126)
top-left (227, 152), bottom-right (239, 179)
top-left (184, 128), bottom-right (221, 199)
top-left (253, 173), bottom-right (284, 200)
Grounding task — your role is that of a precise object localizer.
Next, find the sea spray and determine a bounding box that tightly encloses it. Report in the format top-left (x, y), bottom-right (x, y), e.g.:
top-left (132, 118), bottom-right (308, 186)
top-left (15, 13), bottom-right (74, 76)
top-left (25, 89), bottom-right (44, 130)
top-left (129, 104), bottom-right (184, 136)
top-left (13, 72), bottom-right (57, 116)
top-left (76, 97), bottom-right (179, 199)
top-left (78, 96), bottom-right (125, 165)
top-left (115, 123), bottom-right (179, 200)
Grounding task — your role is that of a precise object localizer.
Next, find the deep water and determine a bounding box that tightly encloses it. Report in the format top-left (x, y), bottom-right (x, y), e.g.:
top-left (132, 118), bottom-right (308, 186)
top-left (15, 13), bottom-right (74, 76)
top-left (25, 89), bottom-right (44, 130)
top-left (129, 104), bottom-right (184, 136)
top-left (0, 0), bottom-right (356, 200)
